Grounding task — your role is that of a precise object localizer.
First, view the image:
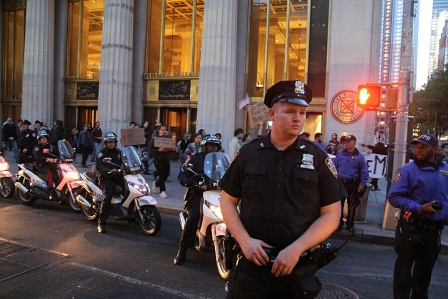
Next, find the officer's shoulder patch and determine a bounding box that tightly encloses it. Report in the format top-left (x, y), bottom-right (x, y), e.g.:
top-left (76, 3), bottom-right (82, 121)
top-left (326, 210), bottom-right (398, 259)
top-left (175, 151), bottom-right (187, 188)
top-left (393, 172), bottom-right (402, 184)
top-left (97, 152), bottom-right (103, 158)
top-left (325, 157), bottom-right (338, 178)
top-left (34, 147), bottom-right (39, 152)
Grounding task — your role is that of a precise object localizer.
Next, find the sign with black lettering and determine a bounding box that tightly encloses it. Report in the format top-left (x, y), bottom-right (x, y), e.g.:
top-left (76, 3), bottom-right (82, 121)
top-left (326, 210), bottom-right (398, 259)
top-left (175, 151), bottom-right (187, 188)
top-left (364, 153), bottom-right (387, 179)
top-left (248, 102), bottom-right (270, 128)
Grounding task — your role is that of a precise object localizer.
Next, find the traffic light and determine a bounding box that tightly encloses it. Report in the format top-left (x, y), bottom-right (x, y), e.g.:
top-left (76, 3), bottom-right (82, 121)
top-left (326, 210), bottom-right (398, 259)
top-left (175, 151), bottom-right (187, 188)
top-left (358, 85), bottom-right (381, 109)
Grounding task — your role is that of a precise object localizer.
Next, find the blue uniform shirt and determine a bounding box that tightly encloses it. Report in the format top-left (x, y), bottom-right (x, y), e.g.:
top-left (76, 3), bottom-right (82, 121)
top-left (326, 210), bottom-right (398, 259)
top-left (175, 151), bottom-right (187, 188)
top-left (388, 160), bottom-right (448, 222)
top-left (333, 148), bottom-right (369, 186)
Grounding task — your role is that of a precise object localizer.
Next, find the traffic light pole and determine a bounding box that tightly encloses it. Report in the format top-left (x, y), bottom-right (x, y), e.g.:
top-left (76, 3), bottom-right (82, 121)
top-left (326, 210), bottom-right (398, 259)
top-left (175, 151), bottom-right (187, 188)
top-left (382, 0), bottom-right (414, 230)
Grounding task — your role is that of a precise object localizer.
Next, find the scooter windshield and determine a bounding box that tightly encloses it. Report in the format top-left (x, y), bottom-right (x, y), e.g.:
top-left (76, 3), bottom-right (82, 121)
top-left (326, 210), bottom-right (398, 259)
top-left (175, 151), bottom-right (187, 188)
top-left (122, 146), bottom-right (142, 174)
top-left (203, 152), bottom-right (231, 183)
top-left (58, 140), bottom-right (75, 163)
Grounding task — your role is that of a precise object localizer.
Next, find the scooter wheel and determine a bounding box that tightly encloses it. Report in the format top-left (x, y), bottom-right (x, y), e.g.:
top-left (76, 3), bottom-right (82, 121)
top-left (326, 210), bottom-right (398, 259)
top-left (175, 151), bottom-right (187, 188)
top-left (138, 205), bottom-right (161, 235)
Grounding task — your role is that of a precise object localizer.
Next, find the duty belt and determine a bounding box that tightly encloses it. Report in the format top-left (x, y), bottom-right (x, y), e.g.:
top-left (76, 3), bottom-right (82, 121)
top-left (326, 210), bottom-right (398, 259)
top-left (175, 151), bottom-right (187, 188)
top-left (341, 177), bottom-right (359, 184)
top-left (412, 214), bottom-right (445, 230)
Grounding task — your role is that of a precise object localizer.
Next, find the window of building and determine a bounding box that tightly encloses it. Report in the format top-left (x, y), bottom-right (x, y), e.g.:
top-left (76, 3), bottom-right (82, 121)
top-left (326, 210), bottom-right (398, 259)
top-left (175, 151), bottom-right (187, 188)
top-left (146, 0), bottom-right (204, 75)
top-left (2, 6), bottom-right (25, 100)
top-left (67, 0), bottom-right (104, 78)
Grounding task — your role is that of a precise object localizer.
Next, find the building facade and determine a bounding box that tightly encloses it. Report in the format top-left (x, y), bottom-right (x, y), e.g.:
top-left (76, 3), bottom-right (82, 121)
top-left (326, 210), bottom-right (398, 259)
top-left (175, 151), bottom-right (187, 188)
top-left (1, 0), bottom-right (382, 148)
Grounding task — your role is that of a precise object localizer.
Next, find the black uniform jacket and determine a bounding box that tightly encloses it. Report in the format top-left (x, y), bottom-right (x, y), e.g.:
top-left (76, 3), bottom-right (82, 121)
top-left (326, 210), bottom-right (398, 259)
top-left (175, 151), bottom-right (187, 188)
top-left (219, 134), bottom-right (347, 249)
top-left (96, 147), bottom-right (123, 180)
top-left (33, 143), bottom-right (58, 167)
top-left (18, 129), bottom-right (36, 153)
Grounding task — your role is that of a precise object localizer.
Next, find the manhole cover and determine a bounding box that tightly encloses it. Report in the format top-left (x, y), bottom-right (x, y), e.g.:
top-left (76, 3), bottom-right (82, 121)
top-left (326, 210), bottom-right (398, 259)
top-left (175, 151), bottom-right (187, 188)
top-left (317, 283), bottom-right (359, 299)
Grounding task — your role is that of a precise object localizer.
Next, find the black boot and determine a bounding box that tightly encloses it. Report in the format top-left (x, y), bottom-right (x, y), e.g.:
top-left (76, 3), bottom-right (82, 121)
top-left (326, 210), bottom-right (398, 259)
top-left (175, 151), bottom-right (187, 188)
top-left (173, 247), bottom-right (187, 265)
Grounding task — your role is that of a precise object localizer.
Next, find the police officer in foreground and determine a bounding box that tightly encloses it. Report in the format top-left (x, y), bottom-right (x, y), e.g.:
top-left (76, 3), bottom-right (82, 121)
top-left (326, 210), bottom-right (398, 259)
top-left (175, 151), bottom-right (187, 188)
top-left (220, 80), bottom-right (347, 298)
top-left (96, 132), bottom-right (125, 233)
top-left (18, 120), bottom-right (36, 164)
top-left (388, 134), bottom-right (448, 299)
top-left (174, 134), bottom-right (221, 265)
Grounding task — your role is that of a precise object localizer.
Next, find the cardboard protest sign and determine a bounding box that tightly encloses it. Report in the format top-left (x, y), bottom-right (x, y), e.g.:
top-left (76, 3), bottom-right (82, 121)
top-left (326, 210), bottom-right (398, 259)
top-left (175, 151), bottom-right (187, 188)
top-left (247, 102), bottom-right (270, 128)
top-left (153, 137), bottom-right (176, 149)
top-left (120, 128), bottom-right (146, 146)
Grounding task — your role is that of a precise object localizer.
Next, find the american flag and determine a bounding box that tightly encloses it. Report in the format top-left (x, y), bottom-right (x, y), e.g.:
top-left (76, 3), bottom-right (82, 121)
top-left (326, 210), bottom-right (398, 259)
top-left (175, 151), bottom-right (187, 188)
top-left (237, 93), bottom-right (250, 110)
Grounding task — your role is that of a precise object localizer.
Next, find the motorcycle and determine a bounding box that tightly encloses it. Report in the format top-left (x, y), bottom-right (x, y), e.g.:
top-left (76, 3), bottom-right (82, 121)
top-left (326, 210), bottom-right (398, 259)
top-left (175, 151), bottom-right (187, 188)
top-left (0, 142), bottom-right (15, 198)
top-left (15, 140), bottom-right (83, 211)
top-left (178, 152), bottom-right (233, 280)
top-left (76, 145), bottom-right (162, 235)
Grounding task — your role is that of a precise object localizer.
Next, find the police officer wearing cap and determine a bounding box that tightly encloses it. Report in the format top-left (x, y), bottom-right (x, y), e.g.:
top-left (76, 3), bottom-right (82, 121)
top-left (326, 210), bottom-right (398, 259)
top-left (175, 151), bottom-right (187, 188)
top-left (333, 134), bottom-right (369, 233)
top-left (220, 80), bottom-right (347, 298)
top-left (388, 134), bottom-right (448, 299)
top-left (18, 120), bottom-right (36, 164)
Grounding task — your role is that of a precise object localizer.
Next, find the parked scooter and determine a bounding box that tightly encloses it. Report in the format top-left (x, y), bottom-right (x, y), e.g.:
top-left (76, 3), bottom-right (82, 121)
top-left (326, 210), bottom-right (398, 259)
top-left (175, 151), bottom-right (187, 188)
top-left (179, 152), bottom-right (233, 280)
top-left (0, 142), bottom-right (15, 198)
top-left (76, 145), bottom-right (161, 235)
top-left (15, 140), bottom-right (83, 211)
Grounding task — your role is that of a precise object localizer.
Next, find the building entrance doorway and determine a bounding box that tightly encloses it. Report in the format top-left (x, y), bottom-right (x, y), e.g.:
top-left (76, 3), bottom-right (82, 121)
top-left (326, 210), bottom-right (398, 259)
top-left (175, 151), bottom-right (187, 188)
top-left (159, 108), bottom-right (187, 142)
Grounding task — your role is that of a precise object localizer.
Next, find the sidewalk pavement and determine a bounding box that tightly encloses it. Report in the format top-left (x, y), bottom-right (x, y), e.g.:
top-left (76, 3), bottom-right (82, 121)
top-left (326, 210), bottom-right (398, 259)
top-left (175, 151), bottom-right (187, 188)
top-left (5, 153), bottom-right (448, 254)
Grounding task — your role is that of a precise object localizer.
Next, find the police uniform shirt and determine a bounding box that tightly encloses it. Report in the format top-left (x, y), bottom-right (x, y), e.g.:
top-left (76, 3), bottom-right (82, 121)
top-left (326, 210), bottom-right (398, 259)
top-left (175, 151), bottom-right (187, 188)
top-left (333, 148), bottom-right (369, 185)
top-left (388, 160), bottom-right (448, 223)
top-left (33, 143), bottom-right (57, 165)
top-left (219, 134), bottom-right (347, 249)
top-left (18, 129), bottom-right (36, 152)
top-left (96, 147), bottom-right (123, 180)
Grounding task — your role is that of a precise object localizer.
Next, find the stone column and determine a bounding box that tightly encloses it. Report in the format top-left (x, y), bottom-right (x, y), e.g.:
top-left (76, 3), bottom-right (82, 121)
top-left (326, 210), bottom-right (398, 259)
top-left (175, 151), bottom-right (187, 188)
top-left (98, 0), bottom-right (134, 145)
top-left (54, 0), bottom-right (68, 124)
top-left (22, 0), bottom-right (55, 125)
top-left (132, 0), bottom-right (147, 125)
top-left (197, 0), bottom-right (238, 149)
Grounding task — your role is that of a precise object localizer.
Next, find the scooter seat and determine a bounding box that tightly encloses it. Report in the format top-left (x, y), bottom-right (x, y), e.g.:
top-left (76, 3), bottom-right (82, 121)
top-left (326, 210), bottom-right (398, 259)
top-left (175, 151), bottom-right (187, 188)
top-left (85, 172), bottom-right (98, 184)
top-left (23, 163), bottom-right (36, 172)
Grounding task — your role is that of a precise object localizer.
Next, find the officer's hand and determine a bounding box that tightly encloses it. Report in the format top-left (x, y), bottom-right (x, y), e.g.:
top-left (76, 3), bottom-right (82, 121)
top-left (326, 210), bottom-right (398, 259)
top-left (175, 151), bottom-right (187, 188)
top-left (110, 169), bottom-right (118, 173)
top-left (240, 238), bottom-right (271, 267)
top-left (358, 185), bottom-right (364, 193)
top-left (23, 149), bottom-right (27, 153)
top-left (421, 201), bottom-right (439, 214)
top-left (271, 246), bottom-right (301, 277)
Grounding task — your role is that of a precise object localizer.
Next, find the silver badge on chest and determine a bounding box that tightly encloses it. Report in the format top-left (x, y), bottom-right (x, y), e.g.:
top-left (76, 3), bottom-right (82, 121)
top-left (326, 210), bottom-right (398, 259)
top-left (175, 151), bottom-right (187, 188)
top-left (300, 154), bottom-right (314, 169)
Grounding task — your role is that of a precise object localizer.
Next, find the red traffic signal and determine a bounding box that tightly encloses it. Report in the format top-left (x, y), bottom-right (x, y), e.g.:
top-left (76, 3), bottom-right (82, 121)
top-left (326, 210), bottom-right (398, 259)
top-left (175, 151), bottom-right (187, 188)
top-left (358, 85), bottom-right (381, 109)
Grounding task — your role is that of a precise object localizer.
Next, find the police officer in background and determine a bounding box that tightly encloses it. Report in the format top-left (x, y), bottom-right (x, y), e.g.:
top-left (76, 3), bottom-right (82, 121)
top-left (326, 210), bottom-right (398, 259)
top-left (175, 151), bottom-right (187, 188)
top-left (33, 131), bottom-right (59, 196)
top-left (388, 134), bottom-right (448, 299)
top-left (220, 80), bottom-right (347, 298)
top-left (174, 134), bottom-right (221, 265)
top-left (96, 132), bottom-right (125, 233)
top-left (18, 120), bottom-right (36, 164)
top-left (334, 135), bottom-right (369, 233)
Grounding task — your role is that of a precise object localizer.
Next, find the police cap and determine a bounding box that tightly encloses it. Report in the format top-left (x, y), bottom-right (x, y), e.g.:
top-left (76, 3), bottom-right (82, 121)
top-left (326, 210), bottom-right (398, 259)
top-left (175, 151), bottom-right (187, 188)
top-left (411, 134), bottom-right (438, 147)
top-left (22, 119), bottom-right (31, 126)
top-left (264, 80), bottom-right (313, 108)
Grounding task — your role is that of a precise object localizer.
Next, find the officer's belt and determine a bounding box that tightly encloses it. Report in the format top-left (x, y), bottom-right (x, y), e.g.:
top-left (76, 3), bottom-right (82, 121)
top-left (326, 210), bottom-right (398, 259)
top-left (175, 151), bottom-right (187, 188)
top-left (341, 177), bottom-right (359, 184)
top-left (411, 214), bottom-right (445, 230)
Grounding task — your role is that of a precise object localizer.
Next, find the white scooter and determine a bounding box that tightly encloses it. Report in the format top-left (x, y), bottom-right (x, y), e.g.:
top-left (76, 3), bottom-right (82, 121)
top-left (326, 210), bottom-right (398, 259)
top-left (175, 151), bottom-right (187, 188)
top-left (179, 152), bottom-right (234, 280)
top-left (76, 145), bottom-right (162, 235)
top-left (0, 142), bottom-right (15, 198)
top-left (15, 140), bottom-right (83, 211)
